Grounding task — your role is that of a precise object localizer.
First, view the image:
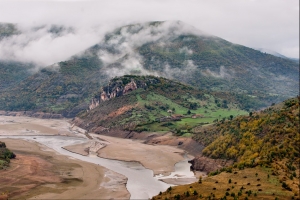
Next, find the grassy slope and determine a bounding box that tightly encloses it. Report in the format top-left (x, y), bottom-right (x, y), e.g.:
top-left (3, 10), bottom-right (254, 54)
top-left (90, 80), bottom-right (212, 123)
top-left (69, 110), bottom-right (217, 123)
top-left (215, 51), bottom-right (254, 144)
top-left (78, 75), bottom-right (248, 133)
top-left (153, 166), bottom-right (297, 200)
top-left (153, 97), bottom-right (299, 200)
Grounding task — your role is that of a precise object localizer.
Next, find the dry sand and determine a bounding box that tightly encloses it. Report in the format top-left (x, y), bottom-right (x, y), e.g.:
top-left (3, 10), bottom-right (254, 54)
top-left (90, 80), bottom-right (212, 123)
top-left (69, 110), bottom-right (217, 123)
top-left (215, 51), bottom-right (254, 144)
top-left (63, 133), bottom-right (194, 176)
top-left (0, 115), bottom-right (74, 136)
top-left (0, 115), bottom-right (197, 199)
top-left (0, 139), bottom-right (129, 200)
top-left (0, 116), bottom-right (192, 176)
top-left (92, 134), bottom-right (192, 175)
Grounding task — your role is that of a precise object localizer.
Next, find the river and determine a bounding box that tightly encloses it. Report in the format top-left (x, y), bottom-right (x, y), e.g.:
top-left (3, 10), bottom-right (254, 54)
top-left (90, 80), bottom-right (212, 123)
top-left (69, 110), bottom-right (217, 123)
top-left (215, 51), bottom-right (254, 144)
top-left (0, 135), bottom-right (195, 199)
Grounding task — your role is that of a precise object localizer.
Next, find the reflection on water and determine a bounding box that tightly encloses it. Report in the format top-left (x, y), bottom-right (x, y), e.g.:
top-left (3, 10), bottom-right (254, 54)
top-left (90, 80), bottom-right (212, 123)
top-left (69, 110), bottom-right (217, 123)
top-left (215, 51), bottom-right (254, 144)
top-left (0, 135), bottom-right (195, 199)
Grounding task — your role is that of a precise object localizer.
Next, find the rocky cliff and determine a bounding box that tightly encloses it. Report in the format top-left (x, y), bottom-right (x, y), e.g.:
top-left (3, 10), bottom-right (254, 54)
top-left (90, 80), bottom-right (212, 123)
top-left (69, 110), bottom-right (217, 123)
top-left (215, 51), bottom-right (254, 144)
top-left (88, 75), bottom-right (160, 110)
top-left (189, 156), bottom-right (233, 174)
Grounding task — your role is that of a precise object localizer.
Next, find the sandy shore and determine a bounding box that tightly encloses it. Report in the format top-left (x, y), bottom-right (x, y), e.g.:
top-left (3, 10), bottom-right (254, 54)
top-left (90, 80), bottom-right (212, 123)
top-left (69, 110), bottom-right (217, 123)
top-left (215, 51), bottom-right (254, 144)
top-left (0, 115), bottom-right (193, 176)
top-left (64, 133), bottom-right (193, 176)
top-left (0, 139), bottom-right (129, 199)
top-left (0, 115), bottom-right (77, 136)
top-left (0, 115), bottom-right (198, 199)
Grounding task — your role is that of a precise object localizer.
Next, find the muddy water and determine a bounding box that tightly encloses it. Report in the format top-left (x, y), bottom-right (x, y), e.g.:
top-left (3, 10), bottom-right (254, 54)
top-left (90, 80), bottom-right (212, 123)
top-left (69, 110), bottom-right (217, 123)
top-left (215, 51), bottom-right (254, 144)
top-left (0, 135), bottom-right (195, 199)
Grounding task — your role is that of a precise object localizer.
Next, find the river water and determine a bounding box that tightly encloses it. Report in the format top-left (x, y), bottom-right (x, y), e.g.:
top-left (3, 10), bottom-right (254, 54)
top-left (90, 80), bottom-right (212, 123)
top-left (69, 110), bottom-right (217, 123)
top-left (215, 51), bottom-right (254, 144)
top-left (0, 135), bottom-right (195, 199)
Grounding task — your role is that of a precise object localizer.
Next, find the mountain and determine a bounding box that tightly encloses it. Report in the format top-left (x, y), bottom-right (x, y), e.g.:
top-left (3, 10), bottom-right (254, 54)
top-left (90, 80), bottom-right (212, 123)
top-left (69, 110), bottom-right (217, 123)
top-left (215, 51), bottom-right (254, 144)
top-left (95, 21), bottom-right (298, 97)
top-left (257, 48), bottom-right (299, 64)
top-left (256, 48), bottom-right (288, 59)
top-left (153, 97), bottom-right (299, 200)
top-left (73, 75), bottom-right (248, 134)
top-left (0, 56), bottom-right (104, 117)
top-left (0, 23), bottom-right (19, 39)
top-left (0, 61), bottom-right (35, 91)
top-left (0, 23), bottom-right (35, 90)
top-left (0, 21), bottom-right (298, 116)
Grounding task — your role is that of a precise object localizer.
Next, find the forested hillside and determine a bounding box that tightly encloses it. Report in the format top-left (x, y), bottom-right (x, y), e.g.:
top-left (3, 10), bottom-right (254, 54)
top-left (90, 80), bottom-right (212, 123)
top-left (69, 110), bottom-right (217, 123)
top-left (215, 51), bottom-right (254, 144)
top-left (0, 21), bottom-right (298, 116)
top-left (153, 97), bottom-right (299, 200)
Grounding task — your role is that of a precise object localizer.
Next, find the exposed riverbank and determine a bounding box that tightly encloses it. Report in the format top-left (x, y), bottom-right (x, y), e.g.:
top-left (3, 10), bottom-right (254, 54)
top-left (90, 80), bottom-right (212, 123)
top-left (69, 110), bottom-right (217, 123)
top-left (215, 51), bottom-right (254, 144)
top-left (0, 138), bottom-right (129, 200)
top-left (64, 133), bottom-right (193, 176)
top-left (0, 115), bottom-right (199, 199)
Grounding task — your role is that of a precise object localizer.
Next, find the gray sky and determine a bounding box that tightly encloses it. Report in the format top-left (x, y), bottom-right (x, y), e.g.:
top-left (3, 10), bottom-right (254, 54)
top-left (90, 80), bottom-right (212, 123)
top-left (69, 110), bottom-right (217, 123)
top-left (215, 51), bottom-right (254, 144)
top-left (0, 0), bottom-right (298, 66)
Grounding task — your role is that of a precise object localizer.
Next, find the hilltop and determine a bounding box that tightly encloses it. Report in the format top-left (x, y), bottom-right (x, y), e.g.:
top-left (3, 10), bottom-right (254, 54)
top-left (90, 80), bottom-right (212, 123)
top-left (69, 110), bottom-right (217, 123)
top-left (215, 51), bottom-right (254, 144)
top-left (153, 97), bottom-right (299, 200)
top-left (0, 21), bottom-right (298, 116)
top-left (73, 75), bottom-right (248, 135)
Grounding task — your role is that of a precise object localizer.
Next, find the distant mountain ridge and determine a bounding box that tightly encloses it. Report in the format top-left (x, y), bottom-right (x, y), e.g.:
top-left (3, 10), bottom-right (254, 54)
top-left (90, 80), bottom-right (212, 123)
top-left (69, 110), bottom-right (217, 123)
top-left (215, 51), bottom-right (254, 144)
top-left (256, 48), bottom-right (299, 63)
top-left (0, 21), bottom-right (298, 116)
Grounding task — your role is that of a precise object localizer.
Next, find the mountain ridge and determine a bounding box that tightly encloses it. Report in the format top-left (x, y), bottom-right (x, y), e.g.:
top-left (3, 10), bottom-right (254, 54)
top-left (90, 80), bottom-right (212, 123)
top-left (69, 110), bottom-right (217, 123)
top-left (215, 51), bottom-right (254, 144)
top-left (0, 21), bottom-right (298, 116)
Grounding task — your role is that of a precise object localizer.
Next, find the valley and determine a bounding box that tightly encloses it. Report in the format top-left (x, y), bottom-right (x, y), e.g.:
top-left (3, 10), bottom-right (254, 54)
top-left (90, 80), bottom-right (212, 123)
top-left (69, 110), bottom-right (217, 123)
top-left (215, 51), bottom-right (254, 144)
top-left (0, 17), bottom-right (299, 200)
top-left (0, 115), bottom-right (203, 199)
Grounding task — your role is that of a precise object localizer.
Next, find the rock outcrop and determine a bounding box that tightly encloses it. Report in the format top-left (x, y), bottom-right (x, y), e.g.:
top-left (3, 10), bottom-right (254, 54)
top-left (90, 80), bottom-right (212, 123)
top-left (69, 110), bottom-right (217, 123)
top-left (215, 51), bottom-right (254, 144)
top-left (189, 156), bottom-right (234, 174)
top-left (88, 76), bottom-right (160, 111)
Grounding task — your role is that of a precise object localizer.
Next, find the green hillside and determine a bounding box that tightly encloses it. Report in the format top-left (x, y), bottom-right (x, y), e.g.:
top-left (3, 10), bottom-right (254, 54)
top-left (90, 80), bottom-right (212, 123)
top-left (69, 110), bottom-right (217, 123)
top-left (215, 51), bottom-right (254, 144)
top-left (0, 21), bottom-right (298, 116)
top-left (153, 97), bottom-right (299, 200)
top-left (0, 56), bottom-right (106, 117)
top-left (76, 75), bottom-right (248, 134)
top-left (199, 97), bottom-right (299, 169)
top-left (0, 61), bottom-right (34, 91)
top-left (102, 21), bottom-right (298, 98)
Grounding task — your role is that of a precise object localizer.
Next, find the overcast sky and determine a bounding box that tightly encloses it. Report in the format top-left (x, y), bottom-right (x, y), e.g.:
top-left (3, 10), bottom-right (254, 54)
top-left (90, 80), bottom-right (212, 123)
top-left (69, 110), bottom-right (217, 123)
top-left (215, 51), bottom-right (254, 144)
top-left (0, 0), bottom-right (299, 66)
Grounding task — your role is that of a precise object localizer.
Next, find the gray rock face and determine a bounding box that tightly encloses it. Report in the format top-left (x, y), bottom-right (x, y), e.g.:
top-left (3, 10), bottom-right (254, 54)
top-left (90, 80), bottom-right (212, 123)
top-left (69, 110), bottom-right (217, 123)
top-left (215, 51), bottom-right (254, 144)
top-left (89, 79), bottom-right (138, 110)
top-left (189, 156), bottom-right (233, 173)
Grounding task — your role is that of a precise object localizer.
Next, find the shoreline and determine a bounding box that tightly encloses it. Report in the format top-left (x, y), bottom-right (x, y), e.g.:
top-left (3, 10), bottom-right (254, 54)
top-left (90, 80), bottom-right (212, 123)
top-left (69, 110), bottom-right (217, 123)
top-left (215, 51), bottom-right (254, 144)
top-left (0, 115), bottom-right (202, 198)
top-left (0, 138), bottom-right (130, 199)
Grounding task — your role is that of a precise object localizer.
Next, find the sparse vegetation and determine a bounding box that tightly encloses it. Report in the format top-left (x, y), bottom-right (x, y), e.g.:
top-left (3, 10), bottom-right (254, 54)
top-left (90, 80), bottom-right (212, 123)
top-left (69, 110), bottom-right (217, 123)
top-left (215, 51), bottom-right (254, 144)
top-left (0, 141), bottom-right (16, 169)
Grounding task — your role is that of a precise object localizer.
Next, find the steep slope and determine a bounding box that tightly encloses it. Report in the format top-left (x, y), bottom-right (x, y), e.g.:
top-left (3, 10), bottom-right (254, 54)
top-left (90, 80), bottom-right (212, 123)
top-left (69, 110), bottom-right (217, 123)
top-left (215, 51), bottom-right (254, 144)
top-left (257, 48), bottom-right (299, 63)
top-left (74, 75), bottom-right (248, 134)
top-left (0, 21), bottom-right (298, 116)
top-left (0, 55), bottom-right (105, 117)
top-left (198, 97), bottom-right (299, 167)
top-left (0, 60), bottom-right (34, 91)
top-left (153, 97), bottom-right (299, 200)
top-left (0, 23), bottom-right (35, 91)
top-left (94, 21), bottom-right (298, 97)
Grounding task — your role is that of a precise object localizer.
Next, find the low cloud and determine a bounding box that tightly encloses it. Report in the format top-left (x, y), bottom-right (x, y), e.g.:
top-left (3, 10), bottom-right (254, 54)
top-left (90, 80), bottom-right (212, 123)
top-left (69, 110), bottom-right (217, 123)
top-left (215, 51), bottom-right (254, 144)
top-left (0, 0), bottom-right (298, 70)
top-left (0, 24), bottom-right (111, 68)
top-left (98, 21), bottom-right (204, 78)
top-left (202, 66), bottom-right (232, 79)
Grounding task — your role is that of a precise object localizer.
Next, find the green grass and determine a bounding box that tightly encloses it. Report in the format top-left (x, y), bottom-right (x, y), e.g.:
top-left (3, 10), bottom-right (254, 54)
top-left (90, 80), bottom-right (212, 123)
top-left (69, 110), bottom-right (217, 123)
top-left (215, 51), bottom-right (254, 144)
top-left (133, 92), bottom-right (248, 134)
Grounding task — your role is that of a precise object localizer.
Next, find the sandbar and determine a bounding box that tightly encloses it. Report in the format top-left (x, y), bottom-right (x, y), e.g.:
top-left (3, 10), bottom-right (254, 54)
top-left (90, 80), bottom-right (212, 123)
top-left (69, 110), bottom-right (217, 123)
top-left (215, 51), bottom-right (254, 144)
top-left (0, 138), bottom-right (129, 199)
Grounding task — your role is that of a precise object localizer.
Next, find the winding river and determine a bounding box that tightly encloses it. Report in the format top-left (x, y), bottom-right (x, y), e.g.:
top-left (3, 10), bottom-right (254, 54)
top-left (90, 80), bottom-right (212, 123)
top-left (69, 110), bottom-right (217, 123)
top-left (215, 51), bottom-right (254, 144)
top-left (0, 135), bottom-right (195, 199)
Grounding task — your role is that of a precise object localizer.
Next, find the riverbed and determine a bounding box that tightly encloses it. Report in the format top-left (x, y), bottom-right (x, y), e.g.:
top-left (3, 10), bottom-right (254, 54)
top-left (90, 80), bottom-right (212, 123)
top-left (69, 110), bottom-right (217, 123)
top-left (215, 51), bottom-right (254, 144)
top-left (0, 115), bottom-right (196, 199)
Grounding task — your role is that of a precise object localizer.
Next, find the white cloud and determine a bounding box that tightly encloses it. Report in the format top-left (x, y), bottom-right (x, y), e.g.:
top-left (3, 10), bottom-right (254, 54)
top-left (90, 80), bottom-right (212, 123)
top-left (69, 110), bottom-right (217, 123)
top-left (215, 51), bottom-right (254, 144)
top-left (0, 0), bottom-right (298, 67)
top-left (202, 66), bottom-right (233, 79)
